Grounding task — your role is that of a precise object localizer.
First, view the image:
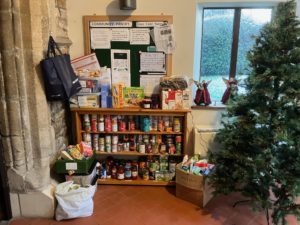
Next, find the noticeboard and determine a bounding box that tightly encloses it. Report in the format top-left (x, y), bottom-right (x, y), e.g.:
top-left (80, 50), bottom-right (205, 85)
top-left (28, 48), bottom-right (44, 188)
top-left (83, 15), bottom-right (173, 87)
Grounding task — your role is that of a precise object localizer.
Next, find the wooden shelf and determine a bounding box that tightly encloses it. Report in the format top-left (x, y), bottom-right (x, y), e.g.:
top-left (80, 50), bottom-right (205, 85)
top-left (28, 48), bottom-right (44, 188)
top-left (97, 177), bottom-right (175, 186)
top-left (81, 130), bottom-right (183, 135)
top-left (96, 151), bottom-right (182, 156)
top-left (71, 107), bottom-right (190, 116)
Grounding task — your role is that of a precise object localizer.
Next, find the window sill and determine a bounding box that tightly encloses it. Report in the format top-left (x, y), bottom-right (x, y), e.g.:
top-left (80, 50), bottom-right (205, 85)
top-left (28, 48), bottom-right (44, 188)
top-left (191, 103), bottom-right (226, 110)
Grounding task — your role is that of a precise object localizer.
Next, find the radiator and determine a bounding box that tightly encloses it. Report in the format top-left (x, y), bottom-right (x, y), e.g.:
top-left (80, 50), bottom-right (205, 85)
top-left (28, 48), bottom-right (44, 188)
top-left (193, 126), bottom-right (220, 157)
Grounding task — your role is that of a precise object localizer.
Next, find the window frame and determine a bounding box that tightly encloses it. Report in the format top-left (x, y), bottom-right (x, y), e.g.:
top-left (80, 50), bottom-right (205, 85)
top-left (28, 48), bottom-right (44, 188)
top-left (193, 2), bottom-right (278, 106)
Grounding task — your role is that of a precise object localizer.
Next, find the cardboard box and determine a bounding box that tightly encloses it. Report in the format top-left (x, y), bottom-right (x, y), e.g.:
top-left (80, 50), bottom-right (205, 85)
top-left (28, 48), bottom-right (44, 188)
top-left (112, 83), bottom-right (124, 108)
top-left (175, 164), bottom-right (214, 207)
top-left (123, 87), bottom-right (145, 107)
top-left (182, 89), bottom-right (191, 109)
top-left (175, 90), bottom-right (183, 109)
top-left (161, 90), bottom-right (169, 110)
top-left (77, 93), bottom-right (100, 108)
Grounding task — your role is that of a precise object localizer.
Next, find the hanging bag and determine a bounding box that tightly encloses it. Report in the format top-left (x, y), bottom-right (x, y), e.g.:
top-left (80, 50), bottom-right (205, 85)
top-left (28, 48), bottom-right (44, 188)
top-left (40, 36), bottom-right (81, 101)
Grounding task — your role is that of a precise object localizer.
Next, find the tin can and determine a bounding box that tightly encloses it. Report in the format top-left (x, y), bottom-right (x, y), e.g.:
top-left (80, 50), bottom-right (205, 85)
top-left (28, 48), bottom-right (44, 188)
top-left (143, 134), bottom-right (149, 144)
top-left (91, 114), bottom-right (97, 132)
top-left (105, 135), bottom-right (111, 144)
top-left (158, 117), bottom-right (164, 132)
top-left (98, 115), bottom-right (104, 132)
top-left (112, 135), bottom-right (118, 144)
top-left (151, 116), bottom-right (158, 131)
top-left (83, 114), bottom-right (91, 132)
top-left (111, 116), bottom-right (118, 132)
top-left (173, 117), bottom-right (181, 132)
top-left (176, 143), bottom-right (182, 154)
top-left (83, 132), bottom-right (91, 143)
top-left (99, 144), bottom-right (105, 152)
top-left (118, 120), bottom-right (126, 131)
top-left (92, 134), bottom-right (99, 151)
top-left (142, 117), bottom-right (150, 132)
top-left (163, 116), bottom-right (169, 130)
top-left (112, 144), bottom-right (118, 153)
top-left (175, 135), bottom-right (182, 143)
top-left (168, 144), bottom-right (176, 154)
top-left (105, 144), bottom-right (111, 153)
top-left (104, 115), bottom-right (112, 132)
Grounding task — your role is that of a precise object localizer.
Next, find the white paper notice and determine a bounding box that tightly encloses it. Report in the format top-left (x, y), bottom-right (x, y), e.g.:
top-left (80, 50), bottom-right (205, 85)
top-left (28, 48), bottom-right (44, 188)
top-left (153, 25), bottom-right (176, 54)
top-left (130, 28), bottom-right (150, 45)
top-left (111, 28), bottom-right (130, 42)
top-left (111, 49), bottom-right (131, 87)
top-left (140, 75), bottom-right (164, 95)
top-left (90, 28), bottom-right (111, 49)
top-left (140, 52), bottom-right (166, 73)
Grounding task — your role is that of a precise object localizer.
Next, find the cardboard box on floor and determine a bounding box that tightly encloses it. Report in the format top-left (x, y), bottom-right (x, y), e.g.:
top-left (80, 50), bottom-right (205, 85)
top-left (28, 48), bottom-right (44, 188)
top-left (175, 164), bottom-right (214, 207)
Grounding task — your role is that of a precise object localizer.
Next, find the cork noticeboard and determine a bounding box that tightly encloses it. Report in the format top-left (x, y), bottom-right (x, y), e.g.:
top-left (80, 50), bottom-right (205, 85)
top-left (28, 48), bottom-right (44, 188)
top-left (83, 15), bottom-right (173, 87)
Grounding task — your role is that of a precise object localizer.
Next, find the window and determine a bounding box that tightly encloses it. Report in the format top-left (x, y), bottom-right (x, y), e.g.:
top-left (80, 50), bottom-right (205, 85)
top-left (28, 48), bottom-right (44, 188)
top-left (198, 7), bottom-right (272, 103)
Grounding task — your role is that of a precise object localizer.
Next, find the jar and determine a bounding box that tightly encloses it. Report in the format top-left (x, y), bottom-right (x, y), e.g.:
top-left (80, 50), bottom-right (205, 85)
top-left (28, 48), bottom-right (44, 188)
top-left (151, 94), bottom-right (160, 109)
top-left (131, 164), bottom-right (138, 180)
top-left (92, 134), bottom-right (99, 151)
top-left (117, 165), bottom-right (125, 180)
top-left (142, 117), bottom-right (150, 132)
top-left (139, 142), bottom-right (146, 154)
top-left (111, 165), bottom-right (117, 179)
top-left (142, 97), bottom-right (152, 109)
top-left (143, 169), bottom-right (149, 180)
top-left (112, 135), bottom-right (118, 144)
top-left (112, 144), bottom-right (118, 153)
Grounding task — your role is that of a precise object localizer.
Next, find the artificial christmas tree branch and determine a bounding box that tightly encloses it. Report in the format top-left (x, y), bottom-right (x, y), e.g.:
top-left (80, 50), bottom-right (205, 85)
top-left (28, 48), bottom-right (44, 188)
top-left (209, 1), bottom-right (300, 224)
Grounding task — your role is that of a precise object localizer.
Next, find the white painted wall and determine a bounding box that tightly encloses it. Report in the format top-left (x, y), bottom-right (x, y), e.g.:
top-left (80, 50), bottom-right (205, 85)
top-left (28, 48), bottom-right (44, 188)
top-left (66, 0), bottom-right (289, 154)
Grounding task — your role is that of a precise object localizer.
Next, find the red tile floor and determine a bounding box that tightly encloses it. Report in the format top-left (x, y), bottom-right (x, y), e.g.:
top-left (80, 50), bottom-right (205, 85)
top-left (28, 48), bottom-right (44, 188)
top-left (8, 185), bottom-right (298, 225)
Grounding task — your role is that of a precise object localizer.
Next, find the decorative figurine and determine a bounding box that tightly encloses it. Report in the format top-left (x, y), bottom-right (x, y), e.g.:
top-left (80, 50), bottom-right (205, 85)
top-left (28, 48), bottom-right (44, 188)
top-left (221, 77), bottom-right (238, 104)
top-left (194, 80), bottom-right (211, 106)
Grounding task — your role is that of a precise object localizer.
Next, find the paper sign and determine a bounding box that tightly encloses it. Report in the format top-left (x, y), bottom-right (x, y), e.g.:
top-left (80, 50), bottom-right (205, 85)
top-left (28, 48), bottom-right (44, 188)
top-left (139, 52), bottom-right (166, 73)
top-left (130, 28), bottom-right (150, 45)
top-left (66, 162), bottom-right (78, 170)
top-left (152, 25), bottom-right (176, 54)
top-left (90, 21), bottom-right (132, 27)
top-left (111, 49), bottom-right (131, 87)
top-left (136, 21), bottom-right (166, 27)
top-left (140, 75), bottom-right (164, 95)
top-left (90, 28), bottom-right (111, 49)
top-left (111, 28), bottom-right (130, 42)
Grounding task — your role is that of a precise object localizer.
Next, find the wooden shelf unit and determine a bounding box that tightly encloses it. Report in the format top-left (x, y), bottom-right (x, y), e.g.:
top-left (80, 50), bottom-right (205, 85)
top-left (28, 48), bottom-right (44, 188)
top-left (71, 107), bottom-right (190, 186)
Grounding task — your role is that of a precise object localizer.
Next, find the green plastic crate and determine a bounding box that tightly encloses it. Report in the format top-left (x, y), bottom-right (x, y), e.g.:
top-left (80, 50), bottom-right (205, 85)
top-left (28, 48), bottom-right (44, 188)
top-left (55, 155), bottom-right (96, 175)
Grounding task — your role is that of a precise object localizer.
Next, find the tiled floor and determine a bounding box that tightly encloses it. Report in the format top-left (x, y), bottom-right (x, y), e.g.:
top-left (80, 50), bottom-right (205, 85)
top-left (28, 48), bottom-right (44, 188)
top-left (8, 185), bottom-right (298, 225)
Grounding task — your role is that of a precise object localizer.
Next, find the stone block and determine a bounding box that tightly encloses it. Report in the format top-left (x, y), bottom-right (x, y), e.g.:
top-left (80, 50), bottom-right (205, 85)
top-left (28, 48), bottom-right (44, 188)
top-left (19, 185), bottom-right (56, 218)
top-left (9, 193), bottom-right (21, 218)
top-left (55, 0), bottom-right (66, 9)
top-left (0, 0), bottom-right (11, 11)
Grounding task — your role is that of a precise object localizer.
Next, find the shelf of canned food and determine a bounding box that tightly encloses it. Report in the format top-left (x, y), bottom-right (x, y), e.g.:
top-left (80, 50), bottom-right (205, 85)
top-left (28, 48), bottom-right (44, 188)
top-left (79, 113), bottom-right (185, 155)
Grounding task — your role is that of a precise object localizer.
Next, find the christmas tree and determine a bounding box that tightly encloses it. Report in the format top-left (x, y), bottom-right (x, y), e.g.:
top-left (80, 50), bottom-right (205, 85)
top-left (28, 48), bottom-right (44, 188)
top-left (209, 1), bottom-right (300, 224)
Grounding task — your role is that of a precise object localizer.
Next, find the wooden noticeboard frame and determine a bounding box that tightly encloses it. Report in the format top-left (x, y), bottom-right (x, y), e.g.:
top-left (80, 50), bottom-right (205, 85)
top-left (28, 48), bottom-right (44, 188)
top-left (83, 15), bottom-right (173, 86)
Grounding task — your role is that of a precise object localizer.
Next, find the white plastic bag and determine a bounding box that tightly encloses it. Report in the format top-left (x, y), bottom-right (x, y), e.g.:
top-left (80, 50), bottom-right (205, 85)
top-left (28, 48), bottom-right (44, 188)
top-left (55, 181), bottom-right (97, 221)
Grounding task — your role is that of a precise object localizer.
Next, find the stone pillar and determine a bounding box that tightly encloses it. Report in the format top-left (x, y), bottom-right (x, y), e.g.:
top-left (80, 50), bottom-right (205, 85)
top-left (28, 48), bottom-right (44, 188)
top-left (0, 0), bottom-right (71, 218)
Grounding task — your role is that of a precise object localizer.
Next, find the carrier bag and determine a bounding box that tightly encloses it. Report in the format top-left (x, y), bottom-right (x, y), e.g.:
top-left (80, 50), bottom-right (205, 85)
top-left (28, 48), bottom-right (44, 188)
top-left (40, 36), bottom-right (81, 101)
top-left (55, 181), bottom-right (97, 221)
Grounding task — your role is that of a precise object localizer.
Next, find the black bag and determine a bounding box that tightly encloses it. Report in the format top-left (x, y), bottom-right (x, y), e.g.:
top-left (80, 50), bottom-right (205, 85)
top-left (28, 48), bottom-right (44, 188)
top-left (40, 36), bottom-right (81, 101)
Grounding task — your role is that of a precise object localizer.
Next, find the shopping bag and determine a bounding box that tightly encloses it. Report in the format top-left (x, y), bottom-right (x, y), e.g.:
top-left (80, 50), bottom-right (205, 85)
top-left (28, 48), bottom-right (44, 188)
top-left (40, 36), bottom-right (81, 101)
top-left (55, 181), bottom-right (97, 221)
